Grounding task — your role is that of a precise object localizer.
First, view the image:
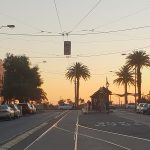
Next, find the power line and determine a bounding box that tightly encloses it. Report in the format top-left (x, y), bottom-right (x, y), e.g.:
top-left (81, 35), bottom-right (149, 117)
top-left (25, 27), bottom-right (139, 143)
top-left (94, 6), bottom-right (150, 30)
top-left (53, 0), bottom-right (63, 33)
top-left (2, 25), bottom-right (150, 37)
top-left (30, 56), bottom-right (77, 59)
top-left (26, 44), bottom-right (150, 59)
top-left (70, 25), bottom-right (150, 36)
top-left (77, 50), bottom-right (132, 58)
top-left (69, 0), bottom-right (102, 33)
top-left (0, 32), bottom-right (61, 37)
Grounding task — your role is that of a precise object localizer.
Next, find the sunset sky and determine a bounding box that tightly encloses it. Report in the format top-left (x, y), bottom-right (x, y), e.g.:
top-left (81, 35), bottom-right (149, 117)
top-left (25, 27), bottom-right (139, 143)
top-left (0, 0), bottom-right (150, 104)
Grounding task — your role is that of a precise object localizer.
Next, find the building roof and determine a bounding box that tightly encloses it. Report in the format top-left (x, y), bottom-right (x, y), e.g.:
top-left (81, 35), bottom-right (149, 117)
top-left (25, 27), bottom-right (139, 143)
top-left (90, 86), bottom-right (112, 98)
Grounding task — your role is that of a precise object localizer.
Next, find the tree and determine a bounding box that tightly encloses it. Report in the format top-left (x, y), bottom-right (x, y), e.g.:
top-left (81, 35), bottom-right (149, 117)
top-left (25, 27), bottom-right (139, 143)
top-left (2, 53), bottom-right (45, 103)
top-left (126, 50), bottom-right (150, 101)
top-left (66, 99), bottom-right (73, 105)
top-left (58, 99), bottom-right (65, 105)
top-left (66, 62), bottom-right (90, 107)
top-left (113, 65), bottom-right (134, 104)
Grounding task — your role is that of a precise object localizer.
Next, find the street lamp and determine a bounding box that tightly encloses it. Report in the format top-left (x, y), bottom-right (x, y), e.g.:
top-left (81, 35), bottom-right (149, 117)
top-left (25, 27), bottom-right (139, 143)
top-left (0, 25), bottom-right (15, 29)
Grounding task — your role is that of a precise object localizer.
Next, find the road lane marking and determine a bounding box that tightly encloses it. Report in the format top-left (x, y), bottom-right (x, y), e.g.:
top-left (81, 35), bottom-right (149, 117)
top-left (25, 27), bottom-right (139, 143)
top-left (0, 110), bottom-right (68, 150)
top-left (79, 133), bottom-right (131, 150)
top-left (54, 126), bottom-right (130, 150)
top-left (54, 110), bottom-right (69, 119)
top-left (115, 112), bottom-right (150, 126)
top-left (0, 110), bottom-right (67, 146)
top-left (79, 124), bottom-right (150, 142)
top-left (0, 122), bottom-right (48, 150)
top-left (24, 110), bottom-right (70, 150)
top-left (74, 110), bottom-right (79, 150)
top-left (95, 121), bottom-right (136, 127)
top-left (55, 126), bottom-right (73, 134)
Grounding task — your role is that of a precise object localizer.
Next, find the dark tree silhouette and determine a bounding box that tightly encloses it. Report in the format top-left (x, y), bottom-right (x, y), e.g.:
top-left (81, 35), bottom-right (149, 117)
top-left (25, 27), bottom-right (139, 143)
top-left (66, 62), bottom-right (90, 107)
top-left (2, 53), bottom-right (46, 103)
top-left (126, 50), bottom-right (150, 101)
top-left (113, 65), bottom-right (134, 104)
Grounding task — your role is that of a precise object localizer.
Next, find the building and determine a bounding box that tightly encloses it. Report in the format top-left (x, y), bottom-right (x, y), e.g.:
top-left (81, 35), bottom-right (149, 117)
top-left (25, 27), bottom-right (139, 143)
top-left (90, 86), bottom-right (112, 112)
top-left (0, 59), bottom-right (4, 104)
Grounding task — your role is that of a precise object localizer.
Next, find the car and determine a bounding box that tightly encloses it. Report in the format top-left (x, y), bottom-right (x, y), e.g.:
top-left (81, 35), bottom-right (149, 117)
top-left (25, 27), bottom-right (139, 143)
top-left (30, 104), bottom-right (37, 113)
top-left (144, 104), bottom-right (150, 114)
top-left (18, 103), bottom-right (33, 114)
top-left (9, 104), bottom-right (21, 118)
top-left (0, 104), bottom-right (15, 120)
top-left (126, 103), bottom-right (136, 109)
top-left (140, 103), bottom-right (150, 114)
top-left (136, 103), bottom-right (147, 113)
top-left (58, 104), bottom-right (73, 110)
top-left (109, 105), bottom-right (116, 110)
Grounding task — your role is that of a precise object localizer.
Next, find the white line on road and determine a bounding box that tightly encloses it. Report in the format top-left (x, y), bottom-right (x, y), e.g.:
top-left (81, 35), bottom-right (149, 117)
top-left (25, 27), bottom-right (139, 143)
top-left (24, 110), bottom-right (70, 150)
top-left (0, 110), bottom-right (68, 150)
top-left (53, 126), bottom-right (131, 150)
top-left (79, 124), bottom-right (150, 142)
top-left (115, 112), bottom-right (150, 126)
top-left (55, 126), bottom-right (73, 134)
top-left (74, 110), bottom-right (79, 150)
top-left (0, 122), bottom-right (48, 150)
top-left (79, 133), bottom-right (131, 150)
top-left (54, 110), bottom-right (69, 119)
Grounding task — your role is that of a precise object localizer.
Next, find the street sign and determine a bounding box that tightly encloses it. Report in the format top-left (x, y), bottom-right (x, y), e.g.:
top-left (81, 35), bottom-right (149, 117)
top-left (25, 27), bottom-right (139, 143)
top-left (64, 41), bottom-right (71, 55)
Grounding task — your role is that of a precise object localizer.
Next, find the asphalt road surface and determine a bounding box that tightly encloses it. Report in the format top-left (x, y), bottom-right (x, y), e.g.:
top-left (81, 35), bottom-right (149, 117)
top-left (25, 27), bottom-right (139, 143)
top-left (1, 110), bottom-right (150, 150)
top-left (0, 110), bottom-right (63, 146)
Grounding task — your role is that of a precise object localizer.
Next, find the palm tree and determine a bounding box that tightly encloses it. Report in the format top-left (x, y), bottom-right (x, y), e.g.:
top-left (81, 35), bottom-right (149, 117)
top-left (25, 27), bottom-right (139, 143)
top-left (126, 50), bottom-right (150, 101)
top-left (66, 62), bottom-right (90, 107)
top-left (113, 65), bottom-right (134, 104)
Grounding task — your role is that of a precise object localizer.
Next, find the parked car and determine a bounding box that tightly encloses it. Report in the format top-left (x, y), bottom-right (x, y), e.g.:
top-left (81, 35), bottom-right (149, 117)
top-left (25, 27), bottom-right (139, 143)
top-left (136, 103), bottom-right (148, 113)
top-left (109, 105), bottom-right (116, 110)
top-left (126, 103), bottom-right (136, 109)
top-left (144, 104), bottom-right (150, 114)
top-left (0, 104), bottom-right (15, 120)
top-left (140, 103), bottom-right (150, 114)
top-left (9, 104), bottom-right (21, 118)
top-left (18, 103), bottom-right (33, 114)
top-left (30, 104), bottom-right (37, 113)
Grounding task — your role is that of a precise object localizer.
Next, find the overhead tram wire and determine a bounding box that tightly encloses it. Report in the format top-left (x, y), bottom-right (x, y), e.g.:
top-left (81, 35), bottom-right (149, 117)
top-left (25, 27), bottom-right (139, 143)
top-left (29, 44), bottom-right (150, 59)
top-left (68, 0), bottom-right (102, 34)
top-left (53, 0), bottom-right (64, 40)
top-left (90, 5), bottom-right (150, 31)
top-left (69, 25), bottom-right (150, 36)
top-left (1, 25), bottom-right (150, 37)
top-left (0, 32), bottom-right (61, 37)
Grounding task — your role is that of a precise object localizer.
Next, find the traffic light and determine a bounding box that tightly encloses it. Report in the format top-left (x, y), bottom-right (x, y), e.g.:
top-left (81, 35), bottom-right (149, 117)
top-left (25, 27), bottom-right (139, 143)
top-left (64, 41), bottom-right (71, 55)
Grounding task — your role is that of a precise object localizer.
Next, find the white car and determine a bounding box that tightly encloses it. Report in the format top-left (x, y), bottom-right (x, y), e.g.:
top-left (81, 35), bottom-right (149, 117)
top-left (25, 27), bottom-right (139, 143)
top-left (58, 104), bottom-right (73, 110)
top-left (0, 105), bottom-right (15, 120)
top-left (136, 103), bottom-right (148, 113)
top-left (140, 103), bottom-right (150, 114)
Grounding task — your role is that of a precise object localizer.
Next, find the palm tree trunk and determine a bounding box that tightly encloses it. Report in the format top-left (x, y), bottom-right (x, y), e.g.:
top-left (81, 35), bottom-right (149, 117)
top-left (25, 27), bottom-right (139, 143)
top-left (125, 82), bottom-right (128, 104)
top-left (137, 67), bottom-right (141, 102)
top-left (76, 77), bottom-right (79, 107)
top-left (134, 67), bottom-right (137, 104)
top-left (74, 78), bottom-right (77, 107)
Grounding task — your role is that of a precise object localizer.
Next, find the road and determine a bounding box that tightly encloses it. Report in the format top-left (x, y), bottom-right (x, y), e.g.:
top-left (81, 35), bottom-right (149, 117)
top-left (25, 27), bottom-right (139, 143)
top-left (1, 110), bottom-right (150, 150)
top-left (0, 110), bottom-right (63, 145)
